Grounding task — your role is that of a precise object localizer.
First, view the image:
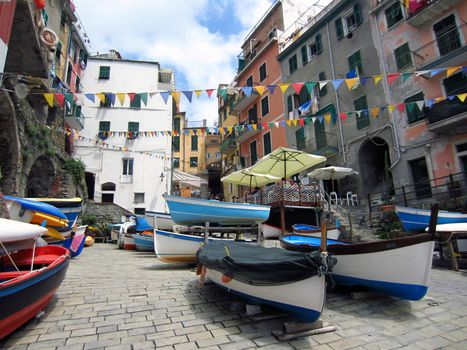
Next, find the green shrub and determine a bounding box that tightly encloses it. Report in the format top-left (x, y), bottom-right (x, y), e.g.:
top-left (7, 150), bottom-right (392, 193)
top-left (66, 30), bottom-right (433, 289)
top-left (63, 158), bottom-right (85, 184)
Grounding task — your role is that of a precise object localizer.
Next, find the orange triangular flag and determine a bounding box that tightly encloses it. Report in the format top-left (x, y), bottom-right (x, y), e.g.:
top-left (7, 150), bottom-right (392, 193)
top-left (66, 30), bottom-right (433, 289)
top-left (278, 84), bottom-right (290, 94)
top-left (95, 93), bottom-right (106, 103)
top-left (44, 93), bottom-right (54, 107)
top-left (252, 124), bottom-right (257, 130)
top-left (446, 66), bottom-right (461, 78)
top-left (371, 107), bottom-right (379, 118)
top-left (171, 91), bottom-right (181, 104)
top-left (345, 78), bottom-right (359, 90)
top-left (194, 90), bottom-right (202, 98)
top-left (254, 86), bottom-right (266, 95)
top-left (458, 93), bottom-right (467, 102)
top-left (374, 76), bottom-right (383, 85)
top-left (116, 93), bottom-right (126, 106)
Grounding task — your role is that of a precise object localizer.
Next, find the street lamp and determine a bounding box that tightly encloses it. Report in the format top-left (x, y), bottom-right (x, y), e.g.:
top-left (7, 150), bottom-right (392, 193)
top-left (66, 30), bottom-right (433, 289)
top-left (160, 172), bottom-right (165, 182)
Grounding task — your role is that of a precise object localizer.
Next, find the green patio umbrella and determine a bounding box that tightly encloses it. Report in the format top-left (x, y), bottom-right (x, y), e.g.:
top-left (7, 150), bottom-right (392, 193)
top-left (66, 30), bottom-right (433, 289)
top-left (221, 167), bottom-right (281, 189)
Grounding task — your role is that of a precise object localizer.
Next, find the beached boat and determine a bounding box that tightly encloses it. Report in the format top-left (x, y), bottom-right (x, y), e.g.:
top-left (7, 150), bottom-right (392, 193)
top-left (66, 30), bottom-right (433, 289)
top-left (133, 233), bottom-right (154, 252)
top-left (27, 198), bottom-right (83, 230)
top-left (395, 205), bottom-right (467, 232)
top-left (0, 220), bottom-right (70, 339)
top-left (163, 195), bottom-right (270, 226)
top-left (154, 229), bottom-right (207, 264)
top-left (196, 241), bottom-right (335, 322)
top-left (260, 223), bottom-right (282, 239)
top-left (292, 224), bottom-right (340, 240)
top-left (145, 211), bottom-right (174, 231)
top-left (280, 233), bottom-right (434, 300)
top-left (49, 227), bottom-right (87, 258)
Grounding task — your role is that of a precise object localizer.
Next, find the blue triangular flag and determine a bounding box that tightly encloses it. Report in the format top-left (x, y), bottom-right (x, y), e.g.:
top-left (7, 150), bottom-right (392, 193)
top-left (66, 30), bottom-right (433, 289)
top-left (360, 77), bottom-right (369, 86)
top-left (280, 120), bottom-right (287, 127)
top-left (267, 85), bottom-right (277, 95)
top-left (426, 99), bottom-right (434, 108)
top-left (448, 95), bottom-right (456, 101)
top-left (160, 91), bottom-right (170, 104)
top-left (106, 93), bottom-right (116, 106)
top-left (182, 91), bottom-right (193, 103)
top-left (85, 93), bottom-right (95, 103)
top-left (242, 86), bottom-right (253, 97)
top-left (346, 68), bottom-right (357, 79)
top-left (430, 69), bottom-right (444, 77)
top-left (332, 79), bottom-right (344, 90)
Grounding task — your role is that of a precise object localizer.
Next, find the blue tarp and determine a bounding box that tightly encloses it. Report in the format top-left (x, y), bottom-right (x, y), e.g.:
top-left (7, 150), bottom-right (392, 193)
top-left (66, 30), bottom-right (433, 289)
top-left (135, 216), bottom-right (153, 232)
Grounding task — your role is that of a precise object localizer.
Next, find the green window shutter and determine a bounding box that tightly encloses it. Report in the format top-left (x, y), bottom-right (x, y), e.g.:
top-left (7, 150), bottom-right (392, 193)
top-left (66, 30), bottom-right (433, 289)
top-left (354, 2), bottom-right (362, 26)
top-left (295, 128), bottom-right (306, 150)
top-left (348, 50), bottom-right (363, 74)
top-left (315, 34), bottom-right (322, 54)
top-left (289, 55), bottom-right (297, 74)
top-left (354, 96), bottom-right (370, 129)
top-left (191, 135), bottom-right (198, 151)
top-left (173, 136), bottom-right (180, 152)
top-left (335, 18), bottom-right (344, 40)
top-left (301, 45), bottom-right (308, 65)
top-left (394, 43), bottom-right (413, 71)
top-left (287, 95), bottom-right (294, 114)
top-left (319, 72), bottom-right (327, 97)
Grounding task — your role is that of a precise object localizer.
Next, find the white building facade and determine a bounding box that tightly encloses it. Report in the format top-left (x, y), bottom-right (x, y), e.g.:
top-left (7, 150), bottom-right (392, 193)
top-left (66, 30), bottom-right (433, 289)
top-left (74, 53), bottom-right (174, 214)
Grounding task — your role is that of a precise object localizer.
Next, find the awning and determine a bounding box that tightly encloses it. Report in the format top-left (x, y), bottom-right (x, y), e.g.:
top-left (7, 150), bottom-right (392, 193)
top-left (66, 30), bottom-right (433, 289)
top-left (172, 170), bottom-right (208, 188)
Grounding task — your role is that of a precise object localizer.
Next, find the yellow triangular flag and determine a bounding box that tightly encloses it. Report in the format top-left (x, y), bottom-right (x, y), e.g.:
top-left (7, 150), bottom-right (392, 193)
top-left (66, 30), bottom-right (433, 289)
top-left (371, 107), bottom-right (379, 118)
top-left (457, 93), bottom-right (467, 102)
top-left (345, 78), bottom-right (359, 90)
top-left (374, 76), bottom-right (383, 85)
top-left (278, 84), bottom-right (290, 94)
top-left (194, 90), bottom-right (202, 98)
top-left (446, 66), bottom-right (461, 78)
top-left (435, 97), bottom-right (444, 103)
top-left (292, 120), bottom-right (298, 127)
top-left (254, 86), bottom-right (266, 95)
top-left (116, 93), bottom-right (126, 106)
top-left (95, 93), bottom-right (106, 103)
top-left (171, 91), bottom-right (181, 104)
top-left (324, 113), bottom-right (331, 124)
top-left (252, 124), bottom-right (257, 130)
top-left (218, 128), bottom-right (225, 135)
top-left (44, 93), bottom-right (54, 107)
top-left (286, 120), bottom-right (292, 127)
top-left (227, 127), bottom-right (233, 133)
top-left (388, 105), bottom-right (395, 113)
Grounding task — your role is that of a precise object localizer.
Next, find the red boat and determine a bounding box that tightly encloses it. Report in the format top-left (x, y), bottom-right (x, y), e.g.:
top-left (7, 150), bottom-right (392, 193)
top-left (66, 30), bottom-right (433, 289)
top-left (0, 245), bottom-right (70, 339)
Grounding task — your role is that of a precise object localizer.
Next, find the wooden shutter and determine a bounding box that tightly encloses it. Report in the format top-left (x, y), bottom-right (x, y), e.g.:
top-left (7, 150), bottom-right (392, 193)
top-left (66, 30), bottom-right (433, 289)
top-left (335, 19), bottom-right (343, 40)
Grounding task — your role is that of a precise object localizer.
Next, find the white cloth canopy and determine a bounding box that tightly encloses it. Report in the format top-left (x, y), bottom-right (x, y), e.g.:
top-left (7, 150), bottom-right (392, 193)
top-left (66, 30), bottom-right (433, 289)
top-left (308, 166), bottom-right (359, 180)
top-left (172, 170), bottom-right (208, 188)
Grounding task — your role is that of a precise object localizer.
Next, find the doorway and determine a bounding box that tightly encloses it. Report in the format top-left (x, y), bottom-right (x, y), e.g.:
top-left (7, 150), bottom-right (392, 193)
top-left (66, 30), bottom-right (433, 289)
top-left (409, 157), bottom-right (432, 199)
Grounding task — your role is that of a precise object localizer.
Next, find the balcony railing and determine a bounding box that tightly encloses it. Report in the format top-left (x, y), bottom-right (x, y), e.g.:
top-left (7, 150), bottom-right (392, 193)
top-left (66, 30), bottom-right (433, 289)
top-left (245, 182), bottom-right (322, 208)
top-left (302, 132), bottom-right (339, 158)
top-left (413, 23), bottom-right (466, 69)
top-left (425, 98), bottom-right (467, 134)
top-left (220, 136), bottom-right (236, 154)
top-left (406, 0), bottom-right (465, 27)
top-left (65, 107), bottom-right (85, 130)
top-left (231, 89), bottom-right (259, 112)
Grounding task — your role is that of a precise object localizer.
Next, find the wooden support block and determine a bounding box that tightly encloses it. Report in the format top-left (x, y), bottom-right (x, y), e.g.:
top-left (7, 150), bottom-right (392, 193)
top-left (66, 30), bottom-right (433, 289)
top-left (248, 312), bottom-right (289, 322)
top-left (272, 323), bottom-right (336, 341)
top-left (350, 291), bottom-right (385, 300)
top-left (283, 320), bottom-right (323, 334)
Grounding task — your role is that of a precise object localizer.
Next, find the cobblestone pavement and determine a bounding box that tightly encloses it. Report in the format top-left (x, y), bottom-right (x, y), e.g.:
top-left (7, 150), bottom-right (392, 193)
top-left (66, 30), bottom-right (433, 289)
top-left (2, 244), bottom-right (467, 350)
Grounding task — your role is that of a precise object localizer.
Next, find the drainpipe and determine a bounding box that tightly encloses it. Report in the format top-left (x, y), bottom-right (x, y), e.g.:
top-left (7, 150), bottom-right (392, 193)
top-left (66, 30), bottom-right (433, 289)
top-left (325, 20), bottom-right (347, 164)
top-left (369, 10), bottom-right (401, 169)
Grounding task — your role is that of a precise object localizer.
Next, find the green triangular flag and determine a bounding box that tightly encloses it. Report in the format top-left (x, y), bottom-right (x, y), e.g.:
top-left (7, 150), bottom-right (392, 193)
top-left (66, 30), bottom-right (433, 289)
top-left (305, 82), bottom-right (317, 94)
top-left (219, 89), bottom-right (228, 101)
top-left (139, 92), bottom-right (148, 106)
top-left (64, 93), bottom-right (74, 105)
top-left (406, 102), bottom-right (415, 113)
top-left (402, 73), bottom-right (411, 83)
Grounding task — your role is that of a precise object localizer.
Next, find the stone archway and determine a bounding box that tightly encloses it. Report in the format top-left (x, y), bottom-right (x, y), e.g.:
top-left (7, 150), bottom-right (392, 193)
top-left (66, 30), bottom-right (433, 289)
top-left (358, 137), bottom-right (393, 196)
top-left (85, 172), bottom-right (95, 200)
top-left (27, 156), bottom-right (55, 197)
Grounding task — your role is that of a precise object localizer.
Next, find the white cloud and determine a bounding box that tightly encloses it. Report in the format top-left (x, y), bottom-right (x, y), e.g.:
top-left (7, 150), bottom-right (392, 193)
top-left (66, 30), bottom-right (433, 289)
top-left (73, 0), bottom-right (273, 126)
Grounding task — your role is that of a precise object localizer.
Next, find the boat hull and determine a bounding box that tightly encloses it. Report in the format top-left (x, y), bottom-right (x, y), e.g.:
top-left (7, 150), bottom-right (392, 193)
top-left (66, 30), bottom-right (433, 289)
top-left (0, 246), bottom-right (70, 339)
top-left (205, 268), bottom-right (326, 323)
top-left (260, 224), bottom-right (281, 239)
top-left (123, 234), bottom-right (135, 250)
top-left (146, 211), bottom-right (174, 231)
top-left (395, 205), bottom-right (467, 232)
top-left (280, 234), bottom-right (434, 300)
top-left (163, 195), bottom-right (270, 226)
top-left (154, 230), bottom-right (204, 263)
top-left (292, 224), bottom-right (340, 240)
top-left (133, 234), bottom-right (154, 252)
top-left (49, 234), bottom-right (86, 258)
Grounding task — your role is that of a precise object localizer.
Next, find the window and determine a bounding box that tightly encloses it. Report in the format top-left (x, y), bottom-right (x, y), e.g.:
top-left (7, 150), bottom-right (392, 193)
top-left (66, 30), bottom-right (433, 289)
top-left (134, 193), bottom-right (145, 203)
top-left (259, 63), bottom-right (267, 82)
top-left (301, 45), bottom-right (308, 65)
top-left (207, 153), bottom-right (211, 159)
top-left (385, 2), bottom-right (403, 29)
top-left (127, 122), bottom-right (139, 139)
top-left (174, 118), bottom-right (181, 131)
top-left (98, 121), bottom-right (110, 139)
top-left (319, 72), bottom-right (327, 97)
top-left (287, 95), bottom-right (295, 114)
top-left (405, 92), bottom-right (425, 124)
top-left (55, 42), bottom-right (62, 60)
top-left (216, 152), bottom-right (221, 158)
top-left (191, 135), bottom-right (198, 151)
top-left (173, 136), bottom-right (180, 152)
top-left (295, 128), bottom-right (306, 150)
top-left (99, 66), bottom-right (110, 79)
top-left (248, 104), bottom-right (258, 124)
top-left (443, 71), bottom-right (467, 96)
top-left (122, 159), bottom-right (134, 175)
top-left (299, 87), bottom-right (310, 106)
top-left (250, 141), bottom-right (258, 165)
top-left (101, 193), bottom-right (114, 203)
top-left (134, 208), bottom-right (145, 215)
top-left (130, 94), bottom-right (141, 108)
top-left (66, 63), bottom-right (72, 85)
top-left (246, 75), bottom-right (253, 87)
top-left (354, 95), bottom-right (370, 129)
top-left (261, 96), bottom-right (269, 116)
top-left (174, 158), bottom-right (180, 168)
top-left (394, 43), bottom-right (412, 71)
top-left (190, 157), bottom-right (198, 167)
top-left (75, 76), bottom-right (80, 92)
top-left (263, 132), bottom-right (272, 155)
top-left (309, 34), bottom-right (322, 58)
top-left (348, 50), bottom-right (363, 74)
top-left (433, 14), bottom-right (461, 57)
top-left (288, 54), bottom-right (298, 74)
top-left (335, 3), bottom-right (362, 40)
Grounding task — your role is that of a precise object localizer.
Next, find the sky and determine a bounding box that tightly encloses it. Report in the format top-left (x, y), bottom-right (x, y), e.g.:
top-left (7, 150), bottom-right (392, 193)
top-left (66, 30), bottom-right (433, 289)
top-left (73, 0), bottom-right (275, 126)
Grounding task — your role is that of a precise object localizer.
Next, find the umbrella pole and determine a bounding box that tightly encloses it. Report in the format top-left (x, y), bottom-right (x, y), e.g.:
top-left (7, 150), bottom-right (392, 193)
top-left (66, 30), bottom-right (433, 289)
top-left (281, 152), bottom-right (287, 235)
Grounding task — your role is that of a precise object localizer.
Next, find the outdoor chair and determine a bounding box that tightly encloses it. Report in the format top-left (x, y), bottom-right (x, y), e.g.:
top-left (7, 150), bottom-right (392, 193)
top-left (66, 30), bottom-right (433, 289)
top-left (330, 192), bottom-right (339, 205)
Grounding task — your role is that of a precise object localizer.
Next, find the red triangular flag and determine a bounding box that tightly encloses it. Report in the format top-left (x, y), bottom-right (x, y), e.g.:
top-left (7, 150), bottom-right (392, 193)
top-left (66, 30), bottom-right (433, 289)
top-left (54, 93), bottom-right (64, 107)
top-left (298, 119), bottom-right (305, 126)
top-left (340, 112), bottom-right (347, 121)
top-left (206, 89), bottom-right (215, 98)
top-left (387, 73), bottom-right (400, 85)
top-left (397, 103), bottom-right (405, 112)
top-left (128, 93), bottom-right (136, 102)
top-left (291, 83), bottom-right (304, 94)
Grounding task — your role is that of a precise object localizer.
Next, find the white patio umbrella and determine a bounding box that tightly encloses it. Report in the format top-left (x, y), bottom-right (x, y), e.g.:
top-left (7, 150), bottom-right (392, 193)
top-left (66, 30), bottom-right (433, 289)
top-left (221, 167), bottom-right (281, 189)
top-left (308, 166), bottom-right (359, 181)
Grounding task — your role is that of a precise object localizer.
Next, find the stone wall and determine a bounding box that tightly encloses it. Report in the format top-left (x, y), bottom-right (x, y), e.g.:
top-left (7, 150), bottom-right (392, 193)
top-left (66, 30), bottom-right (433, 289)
top-left (81, 201), bottom-right (133, 225)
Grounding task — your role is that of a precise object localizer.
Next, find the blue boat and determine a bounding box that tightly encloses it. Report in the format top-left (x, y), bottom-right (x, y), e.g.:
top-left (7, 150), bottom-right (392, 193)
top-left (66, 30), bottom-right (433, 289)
top-left (26, 198), bottom-right (83, 230)
top-left (163, 195), bottom-right (270, 226)
top-left (49, 234), bottom-right (86, 258)
top-left (395, 205), bottom-right (467, 232)
top-left (132, 234), bottom-right (154, 252)
top-left (4, 195), bottom-right (67, 221)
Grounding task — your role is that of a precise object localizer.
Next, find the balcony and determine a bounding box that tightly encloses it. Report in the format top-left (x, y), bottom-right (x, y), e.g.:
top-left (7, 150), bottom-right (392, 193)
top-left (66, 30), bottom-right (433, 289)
top-left (220, 136), bottom-right (236, 154)
top-left (302, 132), bottom-right (339, 158)
top-left (426, 98), bottom-right (467, 135)
top-left (413, 23), bottom-right (467, 71)
top-left (65, 106), bottom-right (85, 130)
top-left (234, 121), bottom-right (261, 143)
top-left (407, 0), bottom-right (464, 27)
top-left (231, 89), bottom-right (259, 112)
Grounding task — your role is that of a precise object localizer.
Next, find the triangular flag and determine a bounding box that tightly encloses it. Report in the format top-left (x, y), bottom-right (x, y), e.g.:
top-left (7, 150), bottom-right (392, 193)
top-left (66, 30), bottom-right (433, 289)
top-left (252, 124), bottom-right (257, 130)
top-left (448, 95), bottom-right (456, 101)
top-left (360, 77), bottom-right (369, 86)
top-left (95, 93), bottom-right (105, 103)
top-left (182, 91), bottom-right (193, 103)
top-left (345, 78), bottom-right (358, 90)
top-left (268, 122), bottom-right (274, 129)
top-left (430, 69), bottom-right (444, 77)
top-left (139, 92), bottom-right (148, 106)
top-left (374, 75), bottom-right (383, 85)
top-left (401, 73), bottom-right (411, 82)
top-left (324, 113), bottom-right (331, 124)
top-left (160, 92), bottom-right (170, 104)
top-left (218, 89), bottom-right (227, 100)
top-left (206, 89), bottom-right (215, 98)
top-left (458, 93), bottom-right (467, 102)
top-left (426, 99), bottom-right (434, 108)
top-left (267, 85), bottom-right (277, 94)
top-left (331, 79), bottom-right (343, 90)
top-left (371, 107), bottom-right (379, 118)
top-left (388, 105), bottom-right (395, 113)
top-left (54, 93), bottom-right (64, 107)
top-left (319, 81), bottom-right (328, 90)
top-left (84, 93), bottom-right (95, 103)
top-left (44, 93), bottom-right (54, 107)
top-left (397, 103), bottom-right (405, 112)
top-left (305, 82), bottom-right (317, 94)
top-left (106, 93), bottom-right (116, 106)
top-left (128, 93), bottom-right (136, 103)
top-left (415, 101), bottom-right (424, 111)
top-left (278, 84), bottom-right (290, 94)
top-left (193, 90), bottom-right (202, 98)
top-left (298, 119), bottom-right (305, 126)
top-left (242, 86), bottom-right (253, 97)
top-left (406, 102), bottom-right (415, 113)
top-left (116, 93), bottom-right (126, 106)
top-left (387, 73), bottom-right (400, 85)
top-left (64, 93), bottom-right (74, 106)
top-left (171, 91), bottom-right (181, 104)
top-left (416, 70), bottom-right (430, 77)
top-left (340, 112), bottom-right (347, 121)
top-left (254, 86), bottom-right (266, 95)
top-left (291, 83), bottom-right (304, 94)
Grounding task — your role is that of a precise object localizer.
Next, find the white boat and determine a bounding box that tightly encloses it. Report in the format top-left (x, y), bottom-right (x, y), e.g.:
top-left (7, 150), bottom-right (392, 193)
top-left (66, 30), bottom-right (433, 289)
top-left (146, 211), bottom-right (174, 231)
top-left (154, 229), bottom-right (208, 264)
top-left (292, 224), bottom-right (340, 240)
top-left (0, 218), bottom-right (48, 254)
top-left (260, 223), bottom-right (281, 239)
top-left (197, 242), bottom-right (333, 322)
top-left (163, 194), bottom-right (270, 226)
